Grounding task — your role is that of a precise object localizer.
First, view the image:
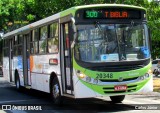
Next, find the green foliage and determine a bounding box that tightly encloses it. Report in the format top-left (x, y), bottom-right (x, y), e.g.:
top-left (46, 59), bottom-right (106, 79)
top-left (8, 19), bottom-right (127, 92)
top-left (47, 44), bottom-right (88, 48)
top-left (147, 1), bottom-right (160, 59)
top-left (0, 39), bottom-right (2, 63)
top-left (0, 0), bottom-right (36, 31)
top-left (27, 14), bottom-right (35, 21)
top-left (0, 0), bottom-right (159, 59)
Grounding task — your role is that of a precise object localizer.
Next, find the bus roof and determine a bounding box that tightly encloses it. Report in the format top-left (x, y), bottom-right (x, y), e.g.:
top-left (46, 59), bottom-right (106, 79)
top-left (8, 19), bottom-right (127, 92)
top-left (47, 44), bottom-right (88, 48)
top-left (3, 4), bottom-right (146, 39)
top-left (64, 4), bottom-right (145, 12)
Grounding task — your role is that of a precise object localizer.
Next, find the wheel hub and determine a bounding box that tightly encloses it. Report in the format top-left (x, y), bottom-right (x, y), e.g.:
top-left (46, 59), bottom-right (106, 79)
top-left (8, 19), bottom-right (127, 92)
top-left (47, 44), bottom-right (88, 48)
top-left (53, 84), bottom-right (59, 98)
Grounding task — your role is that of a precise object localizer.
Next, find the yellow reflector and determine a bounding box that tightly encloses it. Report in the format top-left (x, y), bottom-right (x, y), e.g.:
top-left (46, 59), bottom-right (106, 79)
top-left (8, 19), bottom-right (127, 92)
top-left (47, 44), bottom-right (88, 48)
top-left (79, 73), bottom-right (85, 78)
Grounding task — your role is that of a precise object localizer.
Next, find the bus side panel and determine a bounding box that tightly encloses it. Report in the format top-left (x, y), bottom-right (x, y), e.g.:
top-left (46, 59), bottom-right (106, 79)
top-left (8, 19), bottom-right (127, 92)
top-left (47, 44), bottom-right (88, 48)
top-left (74, 80), bottom-right (97, 98)
top-left (73, 69), bottom-right (96, 98)
top-left (137, 75), bottom-right (153, 93)
top-left (31, 73), bottom-right (50, 92)
top-left (31, 73), bottom-right (36, 89)
top-left (30, 54), bottom-right (60, 93)
top-left (3, 57), bottom-right (10, 81)
top-left (30, 73), bottom-right (62, 93)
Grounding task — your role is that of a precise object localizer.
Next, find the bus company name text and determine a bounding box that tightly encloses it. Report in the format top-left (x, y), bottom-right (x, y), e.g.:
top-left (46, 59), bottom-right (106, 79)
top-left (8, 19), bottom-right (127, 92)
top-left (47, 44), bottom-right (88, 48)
top-left (2, 105), bottom-right (42, 111)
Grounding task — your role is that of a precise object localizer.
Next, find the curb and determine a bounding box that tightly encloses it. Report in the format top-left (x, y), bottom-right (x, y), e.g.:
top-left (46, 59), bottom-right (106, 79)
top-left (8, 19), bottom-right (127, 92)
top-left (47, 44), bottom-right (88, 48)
top-left (132, 92), bottom-right (160, 96)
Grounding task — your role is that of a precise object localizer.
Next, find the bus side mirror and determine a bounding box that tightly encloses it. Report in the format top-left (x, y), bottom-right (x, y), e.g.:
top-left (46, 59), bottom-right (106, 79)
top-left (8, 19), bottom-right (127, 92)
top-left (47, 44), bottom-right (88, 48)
top-left (71, 17), bottom-right (77, 48)
top-left (71, 17), bottom-right (76, 33)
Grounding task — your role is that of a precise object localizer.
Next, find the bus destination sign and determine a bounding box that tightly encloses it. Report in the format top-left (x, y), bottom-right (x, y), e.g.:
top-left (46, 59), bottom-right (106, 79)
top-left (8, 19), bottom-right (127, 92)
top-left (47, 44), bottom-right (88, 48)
top-left (84, 9), bottom-right (141, 19)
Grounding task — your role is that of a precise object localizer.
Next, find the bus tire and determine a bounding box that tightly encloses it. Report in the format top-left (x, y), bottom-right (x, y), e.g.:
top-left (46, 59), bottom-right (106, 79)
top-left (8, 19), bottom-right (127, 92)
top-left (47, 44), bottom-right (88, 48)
top-left (110, 95), bottom-right (125, 103)
top-left (51, 77), bottom-right (62, 105)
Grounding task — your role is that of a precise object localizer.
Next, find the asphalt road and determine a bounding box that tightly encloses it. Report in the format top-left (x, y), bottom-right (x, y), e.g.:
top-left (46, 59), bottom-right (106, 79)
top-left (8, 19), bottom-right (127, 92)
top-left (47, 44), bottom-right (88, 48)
top-left (0, 76), bottom-right (160, 113)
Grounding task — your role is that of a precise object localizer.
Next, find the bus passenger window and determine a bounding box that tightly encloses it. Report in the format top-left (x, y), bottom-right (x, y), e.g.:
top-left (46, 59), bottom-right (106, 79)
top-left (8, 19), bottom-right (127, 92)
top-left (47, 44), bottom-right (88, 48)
top-left (30, 29), bottom-right (39, 54)
top-left (39, 26), bottom-right (48, 54)
top-left (39, 40), bottom-right (47, 53)
top-left (48, 22), bottom-right (59, 53)
top-left (30, 42), bottom-right (38, 54)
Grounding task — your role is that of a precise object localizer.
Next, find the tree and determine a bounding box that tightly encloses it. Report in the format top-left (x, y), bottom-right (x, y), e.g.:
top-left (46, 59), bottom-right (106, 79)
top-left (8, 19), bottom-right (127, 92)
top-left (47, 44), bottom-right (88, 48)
top-left (147, 0), bottom-right (160, 59)
top-left (0, 0), bottom-right (159, 59)
top-left (0, 0), bottom-right (15, 30)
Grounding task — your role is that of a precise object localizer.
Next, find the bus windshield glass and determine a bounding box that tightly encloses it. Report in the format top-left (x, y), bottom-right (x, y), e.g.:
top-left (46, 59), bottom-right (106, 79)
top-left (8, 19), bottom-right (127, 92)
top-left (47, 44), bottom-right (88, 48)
top-left (75, 23), bottom-right (150, 63)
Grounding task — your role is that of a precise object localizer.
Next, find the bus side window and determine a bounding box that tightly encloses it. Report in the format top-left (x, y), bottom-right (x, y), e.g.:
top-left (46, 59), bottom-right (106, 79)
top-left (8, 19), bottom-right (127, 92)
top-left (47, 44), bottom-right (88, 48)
top-left (48, 22), bottom-right (59, 53)
top-left (39, 26), bottom-right (47, 54)
top-left (30, 29), bottom-right (39, 54)
top-left (3, 39), bottom-right (9, 57)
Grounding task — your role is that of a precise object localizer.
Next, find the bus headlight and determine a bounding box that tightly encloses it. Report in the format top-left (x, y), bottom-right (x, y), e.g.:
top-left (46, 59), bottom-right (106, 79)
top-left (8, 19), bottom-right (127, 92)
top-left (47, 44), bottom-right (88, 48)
top-left (79, 73), bottom-right (86, 78)
top-left (86, 76), bottom-right (91, 82)
top-left (145, 73), bottom-right (150, 78)
top-left (93, 79), bottom-right (98, 84)
top-left (148, 69), bottom-right (152, 74)
top-left (139, 76), bottom-right (144, 80)
top-left (138, 73), bottom-right (150, 81)
top-left (76, 71), bottom-right (99, 84)
top-left (80, 74), bottom-right (92, 83)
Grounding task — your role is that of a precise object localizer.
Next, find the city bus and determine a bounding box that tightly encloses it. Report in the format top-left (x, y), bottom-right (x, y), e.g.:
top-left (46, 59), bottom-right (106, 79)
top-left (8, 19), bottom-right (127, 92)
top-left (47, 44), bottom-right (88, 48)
top-left (2, 4), bottom-right (153, 104)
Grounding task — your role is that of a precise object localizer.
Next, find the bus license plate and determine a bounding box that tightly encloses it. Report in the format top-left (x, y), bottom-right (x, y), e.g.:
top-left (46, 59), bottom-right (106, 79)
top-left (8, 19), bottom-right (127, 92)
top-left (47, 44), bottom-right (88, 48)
top-left (114, 85), bottom-right (127, 91)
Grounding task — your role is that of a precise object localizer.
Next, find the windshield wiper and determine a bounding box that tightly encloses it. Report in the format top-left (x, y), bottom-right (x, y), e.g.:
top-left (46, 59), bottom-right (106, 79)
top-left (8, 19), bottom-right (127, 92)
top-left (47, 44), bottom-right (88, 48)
top-left (119, 29), bottom-right (127, 60)
top-left (94, 21), bottom-right (110, 54)
top-left (94, 21), bottom-right (102, 31)
top-left (127, 21), bottom-right (134, 39)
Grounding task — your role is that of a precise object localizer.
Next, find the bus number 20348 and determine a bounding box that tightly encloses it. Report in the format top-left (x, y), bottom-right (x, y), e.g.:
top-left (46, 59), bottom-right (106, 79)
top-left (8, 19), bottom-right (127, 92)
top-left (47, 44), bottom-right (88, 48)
top-left (96, 73), bottom-right (113, 79)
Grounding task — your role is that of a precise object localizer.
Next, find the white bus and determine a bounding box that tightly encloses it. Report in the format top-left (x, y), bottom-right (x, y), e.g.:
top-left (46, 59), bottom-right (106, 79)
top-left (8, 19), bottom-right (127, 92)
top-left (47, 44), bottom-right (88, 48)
top-left (2, 4), bottom-right (153, 104)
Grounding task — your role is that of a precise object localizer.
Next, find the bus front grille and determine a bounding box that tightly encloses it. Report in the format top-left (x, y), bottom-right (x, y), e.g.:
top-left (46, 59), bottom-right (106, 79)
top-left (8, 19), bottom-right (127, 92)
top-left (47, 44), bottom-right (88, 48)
top-left (100, 77), bottom-right (139, 82)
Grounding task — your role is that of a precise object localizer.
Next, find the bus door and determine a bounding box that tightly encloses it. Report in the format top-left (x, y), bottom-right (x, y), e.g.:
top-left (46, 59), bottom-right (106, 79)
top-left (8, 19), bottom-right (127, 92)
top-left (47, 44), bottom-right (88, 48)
top-left (60, 17), bottom-right (74, 95)
top-left (23, 34), bottom-right (31, 86)
top-left (9, 38), bottom-right (13, 82)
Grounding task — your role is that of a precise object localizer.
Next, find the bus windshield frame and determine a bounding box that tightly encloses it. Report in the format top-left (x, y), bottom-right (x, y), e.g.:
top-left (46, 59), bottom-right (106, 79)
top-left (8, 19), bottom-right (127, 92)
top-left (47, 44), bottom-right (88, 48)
top-left (74, 22), bottom-right (150, 64)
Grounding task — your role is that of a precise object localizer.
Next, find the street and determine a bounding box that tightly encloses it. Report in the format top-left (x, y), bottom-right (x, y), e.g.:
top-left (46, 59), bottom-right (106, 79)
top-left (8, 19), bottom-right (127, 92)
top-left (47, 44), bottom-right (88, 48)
top-left (0, 76), bottom-right (160, 113)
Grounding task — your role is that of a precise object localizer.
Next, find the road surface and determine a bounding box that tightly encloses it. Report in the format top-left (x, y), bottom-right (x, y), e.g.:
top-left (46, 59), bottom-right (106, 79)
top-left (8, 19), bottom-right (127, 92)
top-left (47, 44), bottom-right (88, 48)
top-left (0, 77), bottom-right (160, 113)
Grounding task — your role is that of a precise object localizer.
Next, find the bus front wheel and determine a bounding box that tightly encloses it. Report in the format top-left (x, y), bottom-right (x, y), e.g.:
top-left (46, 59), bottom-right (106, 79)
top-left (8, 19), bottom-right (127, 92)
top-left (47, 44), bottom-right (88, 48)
top-left (51, 77), bottom-right (62, 105)
top-left (110, 95), bottom-right (125, 103)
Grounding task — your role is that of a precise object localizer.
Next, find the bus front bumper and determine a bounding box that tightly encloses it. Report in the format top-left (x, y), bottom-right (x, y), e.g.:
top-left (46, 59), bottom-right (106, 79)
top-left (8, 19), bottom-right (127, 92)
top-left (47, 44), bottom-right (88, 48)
top-left (74, 75), bottom-right (153, 98)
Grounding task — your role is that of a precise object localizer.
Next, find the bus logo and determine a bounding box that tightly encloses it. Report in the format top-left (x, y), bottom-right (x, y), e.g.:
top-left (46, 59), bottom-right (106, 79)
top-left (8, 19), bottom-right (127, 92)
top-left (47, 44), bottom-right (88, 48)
top-left (118, 77), bottom-right (123, 82)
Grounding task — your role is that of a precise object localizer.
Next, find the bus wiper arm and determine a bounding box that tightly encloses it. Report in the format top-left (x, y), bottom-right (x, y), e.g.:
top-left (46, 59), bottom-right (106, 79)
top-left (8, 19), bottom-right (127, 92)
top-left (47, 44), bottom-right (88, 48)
top-left (94, 21), bottom-right (102, 32)
top-left (127, 21), bottom-right (134, 39)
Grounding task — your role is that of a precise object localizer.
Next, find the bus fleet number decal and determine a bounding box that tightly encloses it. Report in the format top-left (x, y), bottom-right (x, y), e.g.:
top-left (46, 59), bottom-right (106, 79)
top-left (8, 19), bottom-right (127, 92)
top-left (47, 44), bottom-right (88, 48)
top-left (96, 73), bottom-right (113, 79)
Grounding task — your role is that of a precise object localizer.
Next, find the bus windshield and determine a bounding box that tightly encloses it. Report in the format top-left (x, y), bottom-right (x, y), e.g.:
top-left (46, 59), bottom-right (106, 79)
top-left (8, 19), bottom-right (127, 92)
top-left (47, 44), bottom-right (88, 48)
top-left (75, 23), bottom-right (150, 63)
